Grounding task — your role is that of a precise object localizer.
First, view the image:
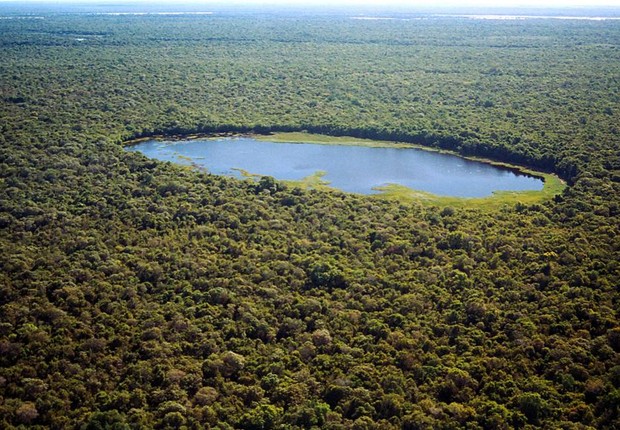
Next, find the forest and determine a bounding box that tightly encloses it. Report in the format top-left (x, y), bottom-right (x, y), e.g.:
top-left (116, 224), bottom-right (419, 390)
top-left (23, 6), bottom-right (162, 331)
top-left (0, 6), bottom-right (619, 429)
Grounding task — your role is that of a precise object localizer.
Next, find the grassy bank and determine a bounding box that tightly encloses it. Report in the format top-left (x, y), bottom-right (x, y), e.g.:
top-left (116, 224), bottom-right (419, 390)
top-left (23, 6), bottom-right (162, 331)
top-left (256, 131), bottom-right (423, 149)
top-left (257, 132), bottom-right (566, 209)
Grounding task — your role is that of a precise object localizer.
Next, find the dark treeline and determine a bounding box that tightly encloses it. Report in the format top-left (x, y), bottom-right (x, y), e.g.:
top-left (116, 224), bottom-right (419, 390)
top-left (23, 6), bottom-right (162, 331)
top-left (136, 124), bottom-right (560, 179)
top-left (0, 10), bottom-right (619, 430)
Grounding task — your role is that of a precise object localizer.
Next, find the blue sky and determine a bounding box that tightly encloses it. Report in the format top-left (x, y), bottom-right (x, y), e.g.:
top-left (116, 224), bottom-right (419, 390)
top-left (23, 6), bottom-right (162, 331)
top-left (2, 0), bottom-right (620, 6)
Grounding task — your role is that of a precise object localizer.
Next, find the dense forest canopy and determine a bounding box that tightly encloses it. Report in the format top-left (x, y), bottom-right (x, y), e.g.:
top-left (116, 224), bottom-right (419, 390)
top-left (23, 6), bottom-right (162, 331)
top-left (0, 5), bottom-right (619, 429)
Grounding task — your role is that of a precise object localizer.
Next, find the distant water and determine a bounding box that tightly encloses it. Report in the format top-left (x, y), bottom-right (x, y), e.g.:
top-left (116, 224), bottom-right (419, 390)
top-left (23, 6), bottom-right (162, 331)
top-left (127, 137), bottom-right (544, 197)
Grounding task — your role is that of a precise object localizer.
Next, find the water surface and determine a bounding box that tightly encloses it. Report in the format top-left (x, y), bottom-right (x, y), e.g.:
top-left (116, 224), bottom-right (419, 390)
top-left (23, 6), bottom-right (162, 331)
top-left (127, 136), bottom-right (543, 197)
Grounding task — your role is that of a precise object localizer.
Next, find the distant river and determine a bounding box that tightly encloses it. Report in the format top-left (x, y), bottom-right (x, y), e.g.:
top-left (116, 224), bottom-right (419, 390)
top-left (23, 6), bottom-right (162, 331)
top-left (126, 136), bottom-right (543, 197)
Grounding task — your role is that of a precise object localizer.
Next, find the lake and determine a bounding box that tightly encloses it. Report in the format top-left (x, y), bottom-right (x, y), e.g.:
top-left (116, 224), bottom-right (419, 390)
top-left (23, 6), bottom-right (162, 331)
top-left (126, 136), bottom-right (544, 197)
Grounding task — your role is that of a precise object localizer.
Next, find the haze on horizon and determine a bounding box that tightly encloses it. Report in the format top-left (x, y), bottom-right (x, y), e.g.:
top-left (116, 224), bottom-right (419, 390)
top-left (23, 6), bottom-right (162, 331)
top-left (3, 0), bottom-right (620, 7)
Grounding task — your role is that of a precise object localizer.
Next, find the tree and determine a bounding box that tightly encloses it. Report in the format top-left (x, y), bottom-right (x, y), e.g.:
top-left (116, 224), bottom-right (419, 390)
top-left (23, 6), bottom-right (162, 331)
top-left (238, 404), bottom-right (282, 430)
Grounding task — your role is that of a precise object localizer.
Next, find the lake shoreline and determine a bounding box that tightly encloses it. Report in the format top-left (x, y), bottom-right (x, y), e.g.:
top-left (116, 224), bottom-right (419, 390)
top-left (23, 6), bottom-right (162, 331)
top-left (125, 132), bottom-right (564, 206)
top-left (255, 132), bottom-right (554, 183)
top-left (126, 130), bottom-right (543, 179)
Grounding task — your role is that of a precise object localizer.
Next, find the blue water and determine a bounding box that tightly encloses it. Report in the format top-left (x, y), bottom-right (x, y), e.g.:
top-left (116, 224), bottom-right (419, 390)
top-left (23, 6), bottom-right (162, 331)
top-left (126, 136), bottom-right (544, 197)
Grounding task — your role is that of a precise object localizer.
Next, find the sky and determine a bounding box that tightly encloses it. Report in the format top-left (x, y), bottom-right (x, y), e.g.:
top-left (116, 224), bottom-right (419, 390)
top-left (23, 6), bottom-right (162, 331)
top-left (2, 0), bottom-right (620, 6)
top-left (200, 0), bottom-right (620, 5)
